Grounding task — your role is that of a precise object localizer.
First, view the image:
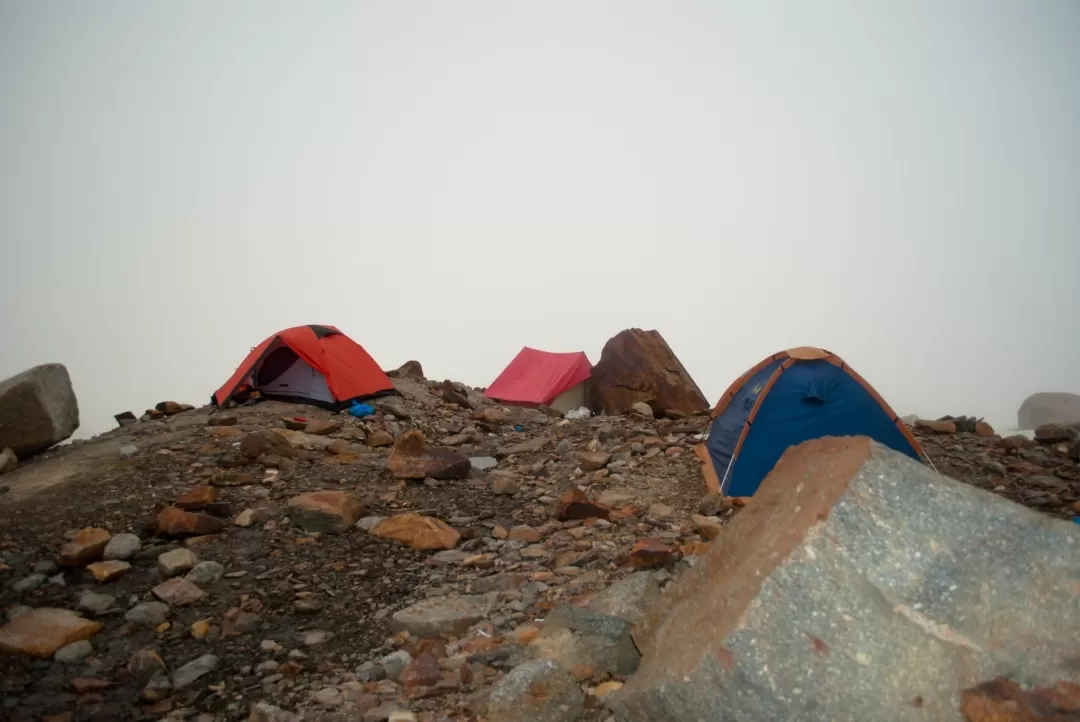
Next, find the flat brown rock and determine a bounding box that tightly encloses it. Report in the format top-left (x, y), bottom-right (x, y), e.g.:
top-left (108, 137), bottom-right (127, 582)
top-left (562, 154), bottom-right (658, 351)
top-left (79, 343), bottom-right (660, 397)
top-left (305, 419), bottom-right (343, 436)
top-left (629, 538), bottom-right (679, 568)
top-left (239, 430), bottom-right (295, 460)
top-left (286, 491), bottom-right (364, 534)
top-left (916, 419), bottom-right (957, 434)
top-left (387, 430), bottom-right (471, 480)
top-left (368, 430), bottom-right (395, 447)
top-left (589, 329), bottom-right (707, 415)
top-left (175, 486), bottom-right (217, 510)
top-left (152, 578), bottom-right (206, 606)
top-left (86, 560), bottom-right (131, 582)
top-left (0, 608), bottom-right (102, 658)
top-left (370, 514), bottom-right (460, 550)
top-left (154, 506), bottom-right (226, 538)
top-left (58, 528), bottom-right (111, 566)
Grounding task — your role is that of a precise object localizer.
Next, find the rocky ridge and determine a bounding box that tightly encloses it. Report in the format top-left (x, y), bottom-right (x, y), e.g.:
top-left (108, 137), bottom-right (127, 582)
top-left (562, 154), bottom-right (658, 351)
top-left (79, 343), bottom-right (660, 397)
top-left (0, 376), bottom-right (1077, 721)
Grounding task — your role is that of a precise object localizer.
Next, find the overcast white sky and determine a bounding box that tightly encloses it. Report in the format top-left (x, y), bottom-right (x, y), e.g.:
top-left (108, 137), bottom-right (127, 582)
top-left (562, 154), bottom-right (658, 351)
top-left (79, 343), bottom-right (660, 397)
top-left (2, 1), bottom-right (1078, 438)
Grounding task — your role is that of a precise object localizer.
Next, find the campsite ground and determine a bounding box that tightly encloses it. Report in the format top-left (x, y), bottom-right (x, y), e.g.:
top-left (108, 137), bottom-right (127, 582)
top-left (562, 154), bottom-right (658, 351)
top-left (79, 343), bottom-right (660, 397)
top-left (0, 378), bottom-right (1077, 721)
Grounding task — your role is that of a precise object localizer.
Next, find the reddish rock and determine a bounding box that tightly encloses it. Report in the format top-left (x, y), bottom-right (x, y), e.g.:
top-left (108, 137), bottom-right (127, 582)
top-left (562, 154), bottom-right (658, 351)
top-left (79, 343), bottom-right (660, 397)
top-left (997, 435), bottom-right (1037, 452)
top-left (0, 609), bottom-right (102, 658)
top-left (370, 514), bottom-right (460, 550)
top-left (589, 329), bottom-right (708, 416)
top-left (630, 538), bottom-right (679, 568)
top-left (286, 491), bottom-right (364, 534)
top-left (155, 401), bottom-right (185, 415)
top-left (175, 486), bottom-right (217, 510)
top-left (58, 528), bottom-right (111, 566)
top-left (1035, 424), bottom-right (1074, 444)
top-left (386, 360), bottom-right (425, 379)
top-left (305, 419), bottom-right (343, 436)
top-left (974, 421), bottom-right (996, 438)
top-left (557, 489), bottom-right (612, 521)
top-left (154, 506), bottom-right (226, 538)
top-left (400, 653), bottom-right (443, 693)
top-left (691, 514), bottom-right (723, 541)
top-left (387, 430), bottom-right (471, 480)
top-left (961, 677), bottom-right (1080, 722)
top-left (915, 419), bottom-right (957, 434)
top-left (508, 525), bottom-right (543, 543)
top-left (327, 439), bottom-right (351, 455)
top-left (368, 430), bottom-right (395, 447)
top-left (239, 430), bottom-right (295, 460)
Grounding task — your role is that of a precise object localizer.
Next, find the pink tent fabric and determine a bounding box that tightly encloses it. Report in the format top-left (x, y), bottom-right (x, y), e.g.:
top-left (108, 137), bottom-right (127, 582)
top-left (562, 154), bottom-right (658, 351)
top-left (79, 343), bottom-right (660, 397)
top-left (484, 347), bottom-right (592, 406)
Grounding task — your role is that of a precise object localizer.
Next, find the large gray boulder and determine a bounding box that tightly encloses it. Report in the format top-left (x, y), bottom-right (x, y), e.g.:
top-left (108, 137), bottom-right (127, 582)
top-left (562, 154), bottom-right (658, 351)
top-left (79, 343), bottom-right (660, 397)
top-left (612, 437), bottom-right (1080, 722)
top-left (0, 364), bottom-right (79, 458)
top-left (1017, 391), bottom-right (1080, 430)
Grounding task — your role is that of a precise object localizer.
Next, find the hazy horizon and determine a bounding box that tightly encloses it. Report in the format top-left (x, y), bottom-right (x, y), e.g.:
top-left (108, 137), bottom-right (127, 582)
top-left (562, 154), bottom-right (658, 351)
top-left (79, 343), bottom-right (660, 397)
top-left (2, 1), bottom-right (1078, 439)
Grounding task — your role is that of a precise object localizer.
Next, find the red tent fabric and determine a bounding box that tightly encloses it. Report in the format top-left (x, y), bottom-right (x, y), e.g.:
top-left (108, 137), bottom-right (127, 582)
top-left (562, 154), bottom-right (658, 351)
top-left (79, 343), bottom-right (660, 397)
top-left (484, 347), bottom-right (592, 406)
top-left (213, 325), bottom-right (394, 408)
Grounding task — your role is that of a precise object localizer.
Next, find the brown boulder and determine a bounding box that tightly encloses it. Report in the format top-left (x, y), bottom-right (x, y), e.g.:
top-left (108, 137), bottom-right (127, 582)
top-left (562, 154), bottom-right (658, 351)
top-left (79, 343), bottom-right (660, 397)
top-left (974, 421), bottom-right (996, 438)
top-left (155, 401), bottom-right (185, 415)
top-left (175, 486), bottom-right (217, 510)
top-left (386, 360), bottom-right (425, 379)
top-left (557, 489), bottom-right (611, 521)
top-left (915, 419), bottom-right (957, 434)
top-left (239, 430), bottom-right (295, 460)
top-left (580, 451), bottom-right (612, 472)
top-left (305, 419), bottom-right (343, 436)
top-left (286, 491), bottom-right (364, 534)
top-left (630, 538), bottom-right (679, 568)
top-left (58, 528), bottom-right (112, 566)
top-left (368, 429), bottom-right (395, 447)
top-left (1035, 424), bottom-right (1074, 444)
top-left (0, 608), bottom-right (102, 658)
top-left (690, 514), bottom-right (723, 541)
top-left (438, 380), bottom-right (475, 409)
top-left (387, 430), bottom-right (471, 480)
top-left (589, 329), bottom-right (707, 415)
top-left (370, 514), bottom-right (461, 550)
top-left (87, 560), bottom-right (132, 582)
top-left (154, 506), bottom-right (226, 537)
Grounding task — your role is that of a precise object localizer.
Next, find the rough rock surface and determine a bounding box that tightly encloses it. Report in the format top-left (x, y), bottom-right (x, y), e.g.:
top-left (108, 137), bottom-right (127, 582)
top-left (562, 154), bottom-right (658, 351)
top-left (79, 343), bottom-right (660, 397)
top-left (1018, 391), bottom-right (1080, 429)
top-left (615, 436), bottom-right (1080, 722)
top-left (589, 329), bottom-right (707, 416)
top-left (386, 430), bottom-right (471, 480)
top-left (0, 363), bottom-right (80, 458)
top-left (487, 659), bottom-right (585, 722)
top-left (0, 608), bottom-right (102, 658)
top-left (369, 513), bottom-right (460, 550)
top-left (286, 490), bottom-right (364, 534)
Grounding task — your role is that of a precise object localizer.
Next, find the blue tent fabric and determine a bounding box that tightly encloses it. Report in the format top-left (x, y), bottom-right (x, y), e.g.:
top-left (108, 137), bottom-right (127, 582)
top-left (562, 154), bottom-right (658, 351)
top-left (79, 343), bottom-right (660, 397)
top-left (705, 358), bottom-right (922, 497)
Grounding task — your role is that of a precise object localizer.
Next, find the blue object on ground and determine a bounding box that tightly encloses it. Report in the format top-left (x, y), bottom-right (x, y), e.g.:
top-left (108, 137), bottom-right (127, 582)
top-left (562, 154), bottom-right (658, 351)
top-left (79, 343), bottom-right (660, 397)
top-left (1073, 516), bottom-right (1080, 525)
top-left (514, 424), bottom-right (524, 432)
top-left (348, 402), bottom-right (375, 418)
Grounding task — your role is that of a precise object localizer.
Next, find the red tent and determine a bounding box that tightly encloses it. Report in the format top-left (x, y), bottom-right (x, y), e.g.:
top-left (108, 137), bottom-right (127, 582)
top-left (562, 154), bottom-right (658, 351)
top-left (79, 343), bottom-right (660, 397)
top-left (213, 325), bottom-right (394, 409)
top-left (484, 347), bottom-right (592, 408)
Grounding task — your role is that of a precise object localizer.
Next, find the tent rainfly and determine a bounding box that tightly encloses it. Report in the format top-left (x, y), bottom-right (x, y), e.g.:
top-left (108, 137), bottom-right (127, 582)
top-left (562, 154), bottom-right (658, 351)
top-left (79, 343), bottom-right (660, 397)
top-left (213, 324), bottom-right (394, 410)
top-left (484, 347), bottom-right (592, 414)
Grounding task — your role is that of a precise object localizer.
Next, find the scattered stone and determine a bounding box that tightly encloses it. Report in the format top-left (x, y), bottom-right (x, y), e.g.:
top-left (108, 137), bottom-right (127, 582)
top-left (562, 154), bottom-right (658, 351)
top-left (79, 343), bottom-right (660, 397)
top-left (387, 360), bottom-right (425, 379)
top-left (125, 602), bottom-right (170, 626)
top-left (557, 489), bottom-right (611, 521)
top-left (102, 533), bottom-right (141, 561)
top-left (974, 421), bottom-right (995, 437)
top-left (370, 514), bottom-right (461, 550)
top-left (327, 438), bottom-right (351, 455)
top-left (86, 560), bottom-right (131, 582)
top-left (305, 419), bottom-right (343, 436)
top-left (287, 491), bottom-right (365, 534)
top-left (368, 430), bottom-right (395, 447)
top-left (207, 414), bottom-right (238, 426)
top-left (379, 649), bottom-right (413, 681)
top-left (58, 528), bottom-right (111, 566)
top-left (0, 608), bottom-right (102, 658)
top-left (152, 578), bottom-right (206, 606)
top-left (486, 659), bottom-right (584, 722)
top-left (12, 574), bottom-right (46, 593)
top-left (588, 572), bottom-right (660, 625)
top-left (647, 502), bottom-right (675, 519)
top-left (54, 639), bottom-right (93, 663)
top-left (580, 451), bottom-right (612, 471)
top-left (154, 506), bottom-right (226, 537)
top-left (491, 475), bottom-right (522, 495)
top-left (0, 363), bottom-right (80, 458)
top-left (470, 456), bottom-right (498, 471)
top-left (915, 419), bottom-right (957, 434)
top-left (240, 430), bottom-right (296, 460)
top-left (629, 538), bottom-right (679, 568)
top-left (0, 448), bottom-right (17, 475)
top-left (119, 444), bottom-right (139, 457)
top-left (77, 590), bottom-right (117, 616)
top-left (630, 402), bottom-right (654, 418)
top-left (618, 436), bottom-right (1080, 721)
top-left (1034, 423), bottom-right (1074, 443)
top-left (508, 525), bottom-right (543, 543)
top-left (186, 561), bottom-right (225, 586)
top-left (173, 654), bottom-right (220, 689)
top-left (387, 430), bottom-right (471, 480)
top-left (158, 548), bottom-right (200, 576)
top-left (400, 652), bottom-right (442, 692)
top-left (175, 485), bottom-right (217, 510)
top-left (690, 514), bottom-right (723, 541)
top-left (496, 438), bottom-right (549, 457)
top-left (390, 595), bottom-right (494, 638)
top-left (531, 604), bottom-right (641, 676)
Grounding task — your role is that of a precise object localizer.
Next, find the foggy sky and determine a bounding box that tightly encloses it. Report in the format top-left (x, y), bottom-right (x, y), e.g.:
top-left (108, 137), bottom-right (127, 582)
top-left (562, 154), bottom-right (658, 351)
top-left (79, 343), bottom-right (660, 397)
top-left (2, 1), bottom-right (1078, 439)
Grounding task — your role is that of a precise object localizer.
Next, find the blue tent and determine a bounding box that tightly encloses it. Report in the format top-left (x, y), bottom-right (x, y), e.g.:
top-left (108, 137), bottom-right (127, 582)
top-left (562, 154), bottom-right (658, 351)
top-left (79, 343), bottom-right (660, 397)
top-left (698, 347), bottom-right (925, 497)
